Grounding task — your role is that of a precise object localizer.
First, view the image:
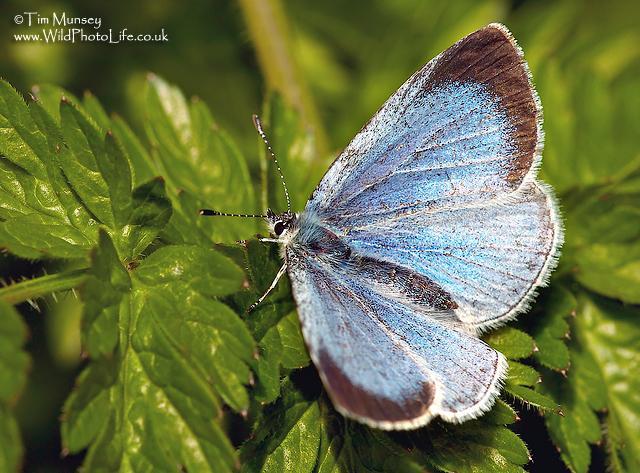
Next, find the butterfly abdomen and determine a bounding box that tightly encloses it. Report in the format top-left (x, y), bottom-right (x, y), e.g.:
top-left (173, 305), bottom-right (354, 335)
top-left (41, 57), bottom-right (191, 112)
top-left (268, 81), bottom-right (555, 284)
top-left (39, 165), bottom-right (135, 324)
top-left (350, 255), bottom-right (458, 311)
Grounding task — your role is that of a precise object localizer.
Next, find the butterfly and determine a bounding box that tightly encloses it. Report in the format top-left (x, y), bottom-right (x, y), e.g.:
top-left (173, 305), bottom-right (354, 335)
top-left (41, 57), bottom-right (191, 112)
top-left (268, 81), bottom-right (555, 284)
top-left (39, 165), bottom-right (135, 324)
top-left (202, 23), bottom-right (562, 430)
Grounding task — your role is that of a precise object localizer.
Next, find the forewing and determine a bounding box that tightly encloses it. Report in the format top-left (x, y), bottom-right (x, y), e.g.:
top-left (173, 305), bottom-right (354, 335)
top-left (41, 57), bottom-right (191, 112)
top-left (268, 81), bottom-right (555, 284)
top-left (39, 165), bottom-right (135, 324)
top-left (307, 23), bottom-right (541, 225)
top-left (342, 181), bottom-right (562, 329)
top-left (304, 23), bottom-right (560, 329)
top-left (286, 247), bottom-right (506, 429)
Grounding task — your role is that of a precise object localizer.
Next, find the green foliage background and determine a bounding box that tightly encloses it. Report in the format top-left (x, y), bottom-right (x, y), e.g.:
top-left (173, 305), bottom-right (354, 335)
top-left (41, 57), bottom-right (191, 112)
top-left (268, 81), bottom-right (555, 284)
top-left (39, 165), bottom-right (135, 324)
top-left (0, 0), bottom-right (639, 472)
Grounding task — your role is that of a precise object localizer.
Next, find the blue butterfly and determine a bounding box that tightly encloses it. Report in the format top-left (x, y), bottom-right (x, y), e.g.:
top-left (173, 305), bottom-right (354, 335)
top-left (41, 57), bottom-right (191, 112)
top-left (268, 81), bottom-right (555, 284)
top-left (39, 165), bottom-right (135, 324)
top-left (202, 23), bottom-right (562, 430)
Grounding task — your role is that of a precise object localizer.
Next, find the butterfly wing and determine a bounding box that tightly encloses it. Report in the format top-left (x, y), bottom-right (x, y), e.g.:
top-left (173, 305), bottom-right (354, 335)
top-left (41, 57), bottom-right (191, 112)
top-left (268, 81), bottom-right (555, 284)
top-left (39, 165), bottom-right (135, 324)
top-left (342, 180), bottom-right (561, 330)
top-left (307, 23), bottom-right (541, 218)
top-left (305, 23), bottom-right (561, 329)
top-left (286, 242), bottom-right (507, 429)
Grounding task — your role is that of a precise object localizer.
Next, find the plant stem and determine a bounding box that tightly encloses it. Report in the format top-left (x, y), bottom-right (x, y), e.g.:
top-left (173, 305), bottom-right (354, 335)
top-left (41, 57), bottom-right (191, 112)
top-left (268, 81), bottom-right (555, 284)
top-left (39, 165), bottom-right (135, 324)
top-left (238, 0), bottom-right (329, 156)
top-left (0, 268), bottom-right (88, 305)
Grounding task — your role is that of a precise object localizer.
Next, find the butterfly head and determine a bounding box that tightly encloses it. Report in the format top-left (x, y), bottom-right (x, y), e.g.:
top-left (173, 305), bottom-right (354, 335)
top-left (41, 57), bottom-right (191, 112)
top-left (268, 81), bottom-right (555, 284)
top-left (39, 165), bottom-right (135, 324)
top-left (199, 115), bottom-right (299, 244)
top-left (266, 208), bottom-right (297, 240)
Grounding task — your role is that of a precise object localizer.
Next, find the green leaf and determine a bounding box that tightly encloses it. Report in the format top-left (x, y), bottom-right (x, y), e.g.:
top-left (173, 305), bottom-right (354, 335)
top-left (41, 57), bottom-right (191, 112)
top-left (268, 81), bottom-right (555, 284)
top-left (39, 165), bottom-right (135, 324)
top-left (111, 114), bottom-right (156, 186)
top-left (134, 243), bottom-right (244, 296)
top-left (573, 293), bottom-right (640, 471)
top-left (241, 377), bottom-right (321, 473)
top-left (0, 80), bottom-right (48, 179)
top-left (82, 91), bottom-right (111, 131)
top-left (0, 301), bottom-right (29, 403)
top-left (119, 177), bottom-right (173, 259)
top-left (405, 420), bottom-right (530, 473)
top-left (276, 310), bottom-right (310, 369)
top-left (1, 80), bottom-right (171, 262)
top-left (0, 214), bottom-right (92, 259)
top-left (243, 374), bottom-right (531, 473)
top-left (519, 20), bottom-right (640, 469)
top-left (251, 308), bottom-right (311, 404)
top-left (484, 327), bottom-right (536, 360)
top-left (81, 230), bottom-right (131, 358)
top-left (539, 290), bottom-right (640, 473)
top-left (533, 286), bottom-right (575, 371)
top-left (0, 301), bottom-right (30, 472)
top-left (483, 399), bottom-right (519, 425)
top-left (315, 428), bottom-right (365, 473)
top-left (60, 98), bottom-right (132, 229)
top-left (160, 189), bottom-right (219, 246)
top-left (225, 240), bottom-right (307, 403)
top-left (315, 420), bottom-right (422, 473)
top-left (60, 356), bottom-right (116, 455)
top-left (0, 81), bottom-right (170, 262)
top-left (543, 372), bottom-right (602, 473)
top-left (0, 80), bottom-right (94, 259)
top-left (0, 405), bottom-right (22, 473)
top-left (33, 82), bottom-right (158, 188)
top-left (260, 94), bottom-right (327, 212)
top-left (507, 361), bottom-right (540, 387)
top-left (564, 191), bottom-right (640, 303)
top-left (144, 74), bottom-right (257, 243)
top-left (574, 242), bottom-right (640, 303)
top-left (505, 384), bottom-right (558, 413)
top-left (134, 287), bottom-right (254, 413)
top-left (64, 231), bottom-right (253, 472)
top-left (28, 99), bottom-right (96, 235)
top-left (31, 83), bottom-right (81, 123)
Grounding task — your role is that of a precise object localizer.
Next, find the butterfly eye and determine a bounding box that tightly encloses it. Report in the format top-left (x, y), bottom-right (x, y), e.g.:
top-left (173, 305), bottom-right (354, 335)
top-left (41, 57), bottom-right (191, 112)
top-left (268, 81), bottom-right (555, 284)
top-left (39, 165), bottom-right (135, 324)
top-left (274, 221), bottom-right (286, 236)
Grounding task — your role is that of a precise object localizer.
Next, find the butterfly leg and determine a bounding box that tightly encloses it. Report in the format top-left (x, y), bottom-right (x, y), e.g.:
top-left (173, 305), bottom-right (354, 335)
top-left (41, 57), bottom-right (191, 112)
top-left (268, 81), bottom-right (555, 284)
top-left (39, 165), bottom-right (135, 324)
top-left (247, 263), bottom-right (288, 313)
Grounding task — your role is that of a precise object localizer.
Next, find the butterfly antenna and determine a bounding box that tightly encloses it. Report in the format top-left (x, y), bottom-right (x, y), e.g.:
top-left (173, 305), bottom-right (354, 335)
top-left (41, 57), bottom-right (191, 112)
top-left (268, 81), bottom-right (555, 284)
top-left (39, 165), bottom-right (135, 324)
top-left (199, 209), bottom-right (267, 218)
top-left (252, 114), bottom-right (291, 212)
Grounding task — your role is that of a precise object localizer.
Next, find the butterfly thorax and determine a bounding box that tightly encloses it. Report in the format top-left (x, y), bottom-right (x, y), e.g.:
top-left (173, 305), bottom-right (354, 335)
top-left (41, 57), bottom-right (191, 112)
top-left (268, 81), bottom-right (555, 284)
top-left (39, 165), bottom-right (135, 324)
top-left (289, 215), bottom-right (350, 260)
